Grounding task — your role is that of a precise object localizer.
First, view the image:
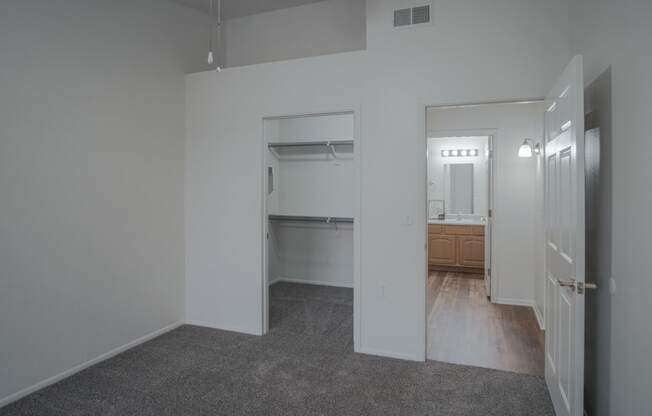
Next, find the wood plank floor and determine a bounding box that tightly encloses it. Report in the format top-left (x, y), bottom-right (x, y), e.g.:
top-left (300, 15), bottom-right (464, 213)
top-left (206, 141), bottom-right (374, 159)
top-left (427, 271), bottom-right (545, 376)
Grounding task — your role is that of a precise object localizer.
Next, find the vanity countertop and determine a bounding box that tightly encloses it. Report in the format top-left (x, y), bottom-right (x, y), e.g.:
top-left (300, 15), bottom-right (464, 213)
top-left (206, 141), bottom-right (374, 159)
top-left (428, 218), bottom-right (486, 226)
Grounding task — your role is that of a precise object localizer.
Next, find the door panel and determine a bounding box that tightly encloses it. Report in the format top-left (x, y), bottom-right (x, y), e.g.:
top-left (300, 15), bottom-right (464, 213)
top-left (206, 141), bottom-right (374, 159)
top-left (545, 272), bottom-right (558, 373)
top-left (544, 55), bottom-right (585, 416)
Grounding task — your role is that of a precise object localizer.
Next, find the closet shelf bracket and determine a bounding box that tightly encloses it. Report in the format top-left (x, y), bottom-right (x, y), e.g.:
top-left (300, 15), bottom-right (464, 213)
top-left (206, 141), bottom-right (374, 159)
top-left (327, 141), bottom-right (337, 159)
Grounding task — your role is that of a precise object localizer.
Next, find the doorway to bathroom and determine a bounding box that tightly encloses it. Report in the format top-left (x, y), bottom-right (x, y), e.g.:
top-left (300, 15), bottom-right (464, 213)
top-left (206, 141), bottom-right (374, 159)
top-left (424, 101), bottom-right (546, 376)
top-left (427, 134), bottom-right (492, 295)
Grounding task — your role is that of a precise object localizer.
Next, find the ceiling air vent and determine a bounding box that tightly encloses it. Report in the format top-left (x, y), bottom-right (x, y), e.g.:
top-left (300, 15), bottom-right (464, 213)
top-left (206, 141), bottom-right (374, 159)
top-left (394, 4), bottom-right (431, 27)
top-left (394, 8), bottom-right (411, 27)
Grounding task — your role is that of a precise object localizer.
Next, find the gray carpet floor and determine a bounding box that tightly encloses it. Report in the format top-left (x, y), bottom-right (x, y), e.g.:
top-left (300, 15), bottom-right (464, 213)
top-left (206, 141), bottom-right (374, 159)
top-left (1, 282), bottom-right (554, 415)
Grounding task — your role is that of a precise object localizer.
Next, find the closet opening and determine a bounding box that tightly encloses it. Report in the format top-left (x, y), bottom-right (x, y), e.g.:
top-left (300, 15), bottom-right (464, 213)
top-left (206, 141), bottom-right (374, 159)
top-left (262, 111), bottom-right (358, 351)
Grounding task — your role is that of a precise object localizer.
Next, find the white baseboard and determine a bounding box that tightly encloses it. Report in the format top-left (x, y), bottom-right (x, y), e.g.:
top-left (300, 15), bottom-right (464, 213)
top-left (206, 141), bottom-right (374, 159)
top-left (356, 346), bottom-right (424, 362)
top-left (184, 320), bottom-right (262, 336)
top-left (269, 276), bottom-right (353, 289)
top-left (493, 297), bottom-right (533, 307)
top-left (494, 298), bottom-right (545, 331)
top-left (0, 321), bottom-right (183, 409)
top-left (532, 304), bottom-right (545, 330)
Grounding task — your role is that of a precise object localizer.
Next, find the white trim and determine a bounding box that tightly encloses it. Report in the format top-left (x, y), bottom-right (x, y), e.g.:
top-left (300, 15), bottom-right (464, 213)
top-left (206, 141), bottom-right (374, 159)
top-left (269, 277), bottom-right (353, 288)
top-left (493, 297), bottom-right (534, 307)
top-left (533, 303), bottom-right (545, 330)
top-left (184, 321), bottom-right (262, 336)
top-left (494, 298), bottom-right (546, 330)
top-left (0, 321), bottom-right (183, 409)
top-left (268, 276), bottom-right (282, 285)
top-left (260, 107), bottom-right (363, 353)
top-left (356, 346), bottom-right (424, 362)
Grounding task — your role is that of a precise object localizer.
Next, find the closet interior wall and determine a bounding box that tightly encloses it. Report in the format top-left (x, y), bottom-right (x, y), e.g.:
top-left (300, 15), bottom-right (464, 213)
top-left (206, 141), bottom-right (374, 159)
top-left (265, 112), bottom-right (355, 288)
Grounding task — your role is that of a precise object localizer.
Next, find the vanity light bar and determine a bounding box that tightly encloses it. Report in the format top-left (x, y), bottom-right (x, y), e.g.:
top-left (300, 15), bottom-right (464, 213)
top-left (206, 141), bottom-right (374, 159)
top-left (441, 149), bottom-right (479, 157)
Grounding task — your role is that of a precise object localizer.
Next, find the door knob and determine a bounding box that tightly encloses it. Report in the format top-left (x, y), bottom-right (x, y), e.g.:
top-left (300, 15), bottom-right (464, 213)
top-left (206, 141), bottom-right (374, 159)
top-left (558, 279), bottom-right (577, 291)
top-left (557, 279), bottom-right (598, 294)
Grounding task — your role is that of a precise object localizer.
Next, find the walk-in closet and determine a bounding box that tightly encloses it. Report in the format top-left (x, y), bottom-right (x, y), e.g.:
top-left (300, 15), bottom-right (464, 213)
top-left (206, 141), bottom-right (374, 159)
top-left (264, 112), bottom-right (356, 348)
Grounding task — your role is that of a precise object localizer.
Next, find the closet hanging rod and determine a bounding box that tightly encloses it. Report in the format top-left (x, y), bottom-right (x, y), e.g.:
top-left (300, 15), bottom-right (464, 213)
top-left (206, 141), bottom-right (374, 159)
top-left (268, 215), bottom-right (354, 224)
top-left (267, 140), bottom-right (354, 149)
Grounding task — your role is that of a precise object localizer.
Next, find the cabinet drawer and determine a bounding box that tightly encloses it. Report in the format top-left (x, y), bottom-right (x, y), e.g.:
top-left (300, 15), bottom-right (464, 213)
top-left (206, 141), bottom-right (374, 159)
top-left (428, 224), bottom-right (443, 234)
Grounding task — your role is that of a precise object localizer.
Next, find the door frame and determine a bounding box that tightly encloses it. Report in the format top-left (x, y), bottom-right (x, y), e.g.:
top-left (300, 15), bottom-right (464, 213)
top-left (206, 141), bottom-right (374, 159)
top-left (259, 107), bottom-right (362, 352)
top-left (425, 129), bottom-right (495, 297)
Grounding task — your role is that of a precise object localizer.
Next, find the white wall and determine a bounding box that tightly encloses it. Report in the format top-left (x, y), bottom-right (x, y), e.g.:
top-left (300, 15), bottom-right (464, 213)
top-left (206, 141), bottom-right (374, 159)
top-left (269, 223), bottom-right (354, 287)
top-left (266, 113), bottom-right (356, 217)
top-left (570, 0), bottom-right (652, 414)
top-left (0, 0), bottom-right (206, 406)
top-left (427, 103), bottom-right (545, 306)
top-left (220, 0), bottom-right (366, 69)
top-left (185, 52), bottom-right (366, 334)
top-left (185, 0), bottom-right (571, 360)
top-left (427, 136), bottom-right (489, 218)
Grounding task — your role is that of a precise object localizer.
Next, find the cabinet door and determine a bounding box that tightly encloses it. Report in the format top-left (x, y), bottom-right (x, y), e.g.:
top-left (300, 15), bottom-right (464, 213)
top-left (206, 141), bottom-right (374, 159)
top-left (458, 236), bottom-right (485, 268)
top-left (429, 235), bottom-right (456, 265)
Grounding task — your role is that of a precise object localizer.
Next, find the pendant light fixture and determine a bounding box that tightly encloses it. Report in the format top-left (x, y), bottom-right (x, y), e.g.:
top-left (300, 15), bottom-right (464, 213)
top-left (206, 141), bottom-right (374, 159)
top-left (207, 0), bottom-right (222, 71)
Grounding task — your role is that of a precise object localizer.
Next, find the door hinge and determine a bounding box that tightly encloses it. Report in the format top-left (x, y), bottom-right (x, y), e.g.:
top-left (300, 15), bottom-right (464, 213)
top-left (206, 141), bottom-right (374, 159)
top-left (488, 209), bottom-right (493, 218)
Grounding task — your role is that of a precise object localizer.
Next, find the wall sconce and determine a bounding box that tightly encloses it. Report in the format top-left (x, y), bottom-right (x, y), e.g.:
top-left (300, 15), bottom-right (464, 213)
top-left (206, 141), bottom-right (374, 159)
top-left (518, 139), bottom-right (541, 158)
top-left (441, 149), bottom-right (479, 157)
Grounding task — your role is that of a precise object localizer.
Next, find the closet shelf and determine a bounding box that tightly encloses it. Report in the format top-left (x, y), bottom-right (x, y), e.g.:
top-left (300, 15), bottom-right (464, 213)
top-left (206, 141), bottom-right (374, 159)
top-left (267, 140), bottom-right (354, 149)
top-left (268, 215), bottom-right (353, 224)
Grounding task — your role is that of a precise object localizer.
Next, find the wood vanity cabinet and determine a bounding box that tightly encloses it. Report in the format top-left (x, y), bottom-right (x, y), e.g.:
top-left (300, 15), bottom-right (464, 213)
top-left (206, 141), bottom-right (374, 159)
top-left (428, 224), bottom-right (485, 272)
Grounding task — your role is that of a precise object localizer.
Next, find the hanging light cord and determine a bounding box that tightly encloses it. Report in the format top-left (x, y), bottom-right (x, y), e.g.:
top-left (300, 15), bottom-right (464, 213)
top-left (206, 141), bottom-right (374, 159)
top-left (207, 0), bottom-right (214, 64)
top-left (216, 0), bottom-right (222, 71)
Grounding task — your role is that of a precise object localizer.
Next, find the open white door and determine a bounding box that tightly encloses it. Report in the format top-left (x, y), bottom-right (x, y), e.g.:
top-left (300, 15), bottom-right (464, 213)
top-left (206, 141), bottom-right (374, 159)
top-left (544, 55), bottom-right (586, 416)
top-left (485, 136), bottom-right (494, 299)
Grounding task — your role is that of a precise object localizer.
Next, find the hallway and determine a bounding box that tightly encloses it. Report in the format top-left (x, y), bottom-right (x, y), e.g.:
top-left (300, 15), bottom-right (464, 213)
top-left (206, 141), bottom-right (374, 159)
top-left (427, 272), bottom-right (545, 375)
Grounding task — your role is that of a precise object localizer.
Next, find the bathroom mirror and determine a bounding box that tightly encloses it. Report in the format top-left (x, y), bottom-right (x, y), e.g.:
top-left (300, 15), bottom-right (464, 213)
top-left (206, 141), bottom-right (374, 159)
top-left (446, 163), bottom-right (474, 214)
top-left (427, 136), bottom-right (489, 220)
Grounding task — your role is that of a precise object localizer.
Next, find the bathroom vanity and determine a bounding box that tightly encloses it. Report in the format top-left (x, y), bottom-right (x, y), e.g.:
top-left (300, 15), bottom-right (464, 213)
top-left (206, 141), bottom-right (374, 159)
top-left (428, 221), bottom-right (485, 273)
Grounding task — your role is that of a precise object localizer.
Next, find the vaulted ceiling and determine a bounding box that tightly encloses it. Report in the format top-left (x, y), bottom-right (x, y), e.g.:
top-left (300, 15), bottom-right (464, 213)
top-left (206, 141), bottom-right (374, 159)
top-left (170, 0), bottom-right (327, 20)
